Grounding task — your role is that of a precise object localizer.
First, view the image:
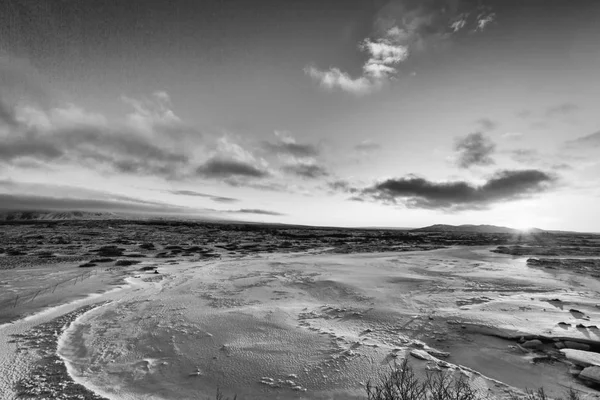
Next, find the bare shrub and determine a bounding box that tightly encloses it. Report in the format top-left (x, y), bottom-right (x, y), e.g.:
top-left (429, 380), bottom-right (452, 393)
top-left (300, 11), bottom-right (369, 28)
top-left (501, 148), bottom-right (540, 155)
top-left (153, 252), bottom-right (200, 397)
top-left (367, 359), bottom-right (583, 400)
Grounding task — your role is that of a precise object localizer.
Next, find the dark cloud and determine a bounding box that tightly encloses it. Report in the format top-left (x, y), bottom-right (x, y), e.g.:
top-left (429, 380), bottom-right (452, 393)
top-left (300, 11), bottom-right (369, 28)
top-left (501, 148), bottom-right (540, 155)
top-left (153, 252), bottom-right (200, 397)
top-left (475, 118), bottom-right (498, 131)
top-left (0, 193), bottom-right (192, 215)
top-left (454, 132), bottom-right (496, 168)
top-left (263, 140), bottom-right (319, 158)
top-left (0, 126), bottom-right (189, 177)
top-left (0, 93), bottom-right (194, 178)
top-left (283, 163), bottom-right (329, 179)
top-left (196, 158), bottom-right (269, 179)
top-left (228, 208), bottom-right (285, 216)
top-left (354, 140), bottom-right (381, 152)
top-left (168, 189), bottom-right (238, 203)
top-left (565, 131), bottom-right (600, 148)
top-left (546, 103), bottom-right (579, 117)
top-left (361, 169), bottom-right (557, 211)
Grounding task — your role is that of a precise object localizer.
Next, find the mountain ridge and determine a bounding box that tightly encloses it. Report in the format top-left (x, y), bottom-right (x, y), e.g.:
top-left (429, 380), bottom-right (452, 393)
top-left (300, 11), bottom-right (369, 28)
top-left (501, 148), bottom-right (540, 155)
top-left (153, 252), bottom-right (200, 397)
top-left (411, 224), bottom-right (545, 234)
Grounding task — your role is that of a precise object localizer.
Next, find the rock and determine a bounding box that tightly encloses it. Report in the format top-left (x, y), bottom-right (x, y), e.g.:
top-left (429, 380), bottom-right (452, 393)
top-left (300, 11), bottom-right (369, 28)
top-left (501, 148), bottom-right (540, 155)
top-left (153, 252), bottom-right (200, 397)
top-left (410, 349), bottom-right (434, 361)
top-left (522, 339), bottom-right (543, 349)
top-left (560, 349), bottom-right (600, 367)
top-left (579, 366), bottom-right (600, 385)
top-left (554, 341), bottom-right (566, 349)
top-left (425, 348), bottom-right (450, 358)
top-left (564, 341), bottom-right (591, 351)
top-left (569, 367), bottom-right (583, 376)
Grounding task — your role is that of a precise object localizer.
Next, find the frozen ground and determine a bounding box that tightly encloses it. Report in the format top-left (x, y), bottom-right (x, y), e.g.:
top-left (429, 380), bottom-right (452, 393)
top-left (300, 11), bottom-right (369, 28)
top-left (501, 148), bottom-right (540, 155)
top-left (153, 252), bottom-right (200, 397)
top-left (43, 247), bottom-right (600, 399)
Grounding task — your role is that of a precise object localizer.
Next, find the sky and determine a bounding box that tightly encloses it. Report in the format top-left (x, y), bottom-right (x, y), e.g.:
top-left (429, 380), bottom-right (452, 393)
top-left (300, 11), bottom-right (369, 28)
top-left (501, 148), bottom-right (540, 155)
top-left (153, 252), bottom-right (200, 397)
top-left (0, 0), bottom-right (599, 231)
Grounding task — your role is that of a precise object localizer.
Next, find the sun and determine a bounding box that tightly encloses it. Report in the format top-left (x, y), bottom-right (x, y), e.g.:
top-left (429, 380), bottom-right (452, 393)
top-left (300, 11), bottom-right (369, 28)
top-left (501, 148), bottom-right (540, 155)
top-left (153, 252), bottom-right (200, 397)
top-left (510, 221), bottom-right (536, 232)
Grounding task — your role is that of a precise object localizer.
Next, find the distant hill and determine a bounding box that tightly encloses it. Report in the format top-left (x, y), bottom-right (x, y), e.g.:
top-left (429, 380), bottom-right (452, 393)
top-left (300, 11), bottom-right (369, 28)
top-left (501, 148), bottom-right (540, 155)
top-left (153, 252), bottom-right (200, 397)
top-left (0, 210), bottom-right (121, 221)
top-left (412, 224), bottom-right (544, 234)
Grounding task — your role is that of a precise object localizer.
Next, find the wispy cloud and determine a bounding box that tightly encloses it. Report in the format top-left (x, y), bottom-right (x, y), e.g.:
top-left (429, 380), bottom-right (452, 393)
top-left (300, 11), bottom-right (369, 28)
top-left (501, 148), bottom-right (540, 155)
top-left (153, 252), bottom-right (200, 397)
top-left (282, 162), bottom-right (329, 179)
top-left (0, 192), bottom-right (192, 215)
top-left (168, 190), bottom-right (238, 203)
top-left (454, 132), bottom-right (496, 169)
top-left (354, 139), bottom-right (381, 153)
top-left (565, 130), bottom-right (600, 148)
top-left (510, 149), bottom-right (541, 164)
top-left (327, 179), bottom-right (359, 194)
top-left (304, 1), bottom-right (495, 95)
top-left (502, 131), bottom-right (524, 139)
top-left (475, 118), bottom-right (498, 132)
top-left (262, 131), bottom-right (319, 157)
top-left (227, 208), bottom-right (285, 216)
top-left (263, 132), bottom-right (329, 180)
top-left (304, 27), bottom-right (409, 95)
top-left (546, 102), bottom-right (579, 117)
top-left (360, 169), bottom-right (557, 211)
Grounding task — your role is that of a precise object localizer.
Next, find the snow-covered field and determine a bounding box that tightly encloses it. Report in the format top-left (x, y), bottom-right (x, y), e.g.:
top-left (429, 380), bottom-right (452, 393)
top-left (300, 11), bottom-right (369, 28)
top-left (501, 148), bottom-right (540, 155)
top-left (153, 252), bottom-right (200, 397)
top-left (18, 247), bottom-right (597, 400)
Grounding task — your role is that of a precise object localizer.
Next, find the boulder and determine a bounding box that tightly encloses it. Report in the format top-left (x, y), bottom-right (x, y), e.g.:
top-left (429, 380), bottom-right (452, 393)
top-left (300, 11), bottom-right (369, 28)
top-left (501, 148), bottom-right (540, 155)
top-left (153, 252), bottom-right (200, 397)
top-left (564, 341), bottom-right (591, 351)
top-left (410, 349), bottom-right (434, 361)
top-left (560, 349), bottom-right (600, 367)
top-left (522, 339), bottom-right (543, 349)
top-left (579, 366), bottom-right (600, 385)
top-left (425, 347), bottom-right (450, 358)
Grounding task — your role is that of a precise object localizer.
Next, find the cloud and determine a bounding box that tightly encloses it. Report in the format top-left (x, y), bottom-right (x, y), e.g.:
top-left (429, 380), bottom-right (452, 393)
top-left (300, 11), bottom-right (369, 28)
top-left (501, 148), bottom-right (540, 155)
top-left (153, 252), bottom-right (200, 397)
top-left (551, 163), bottom-right (572, 171)
top-left (0, 93), bottom-right (194, 178)
top-left (361, 169), bottom-right (557, 211)
top-left (263, 132), bottom-right (328, 180)
top-left (0, 192), bottom-right (192, 215)
top-left (565, 131), bottom-right (600, 148)
top-left (475, 118), bottom-right (498, 131)
top-left (227, 208), bottom-right (285, 216)
top-left (546, 103), bottom-right (579, 117)
top-left (502, 131), bottom-right (524, 139)
top-left (327, 180), bottom-right (359, 194)
top-left (304, 27), bottom-right (409, 95)
top-left (196, 136), bottom-right (271, 181)
top-left (510, 149), bottom-right (540, 164)
top-left (263, 131), bottom-right (319, 157)
top-left (305, 1), bottom-right (495, 95)
top-left (354, 140), bottom-right (381, 152)
top-left (196, 158), bottom-right (269, 179)
top-left (282, 162), bottom-right (329, 179)
top-left (168, 190), bottom-right (238, 203)
top-left (454, 132), bottom-right (496, 168)
top-left (304, 67), bottom-right (374, 96)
